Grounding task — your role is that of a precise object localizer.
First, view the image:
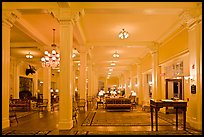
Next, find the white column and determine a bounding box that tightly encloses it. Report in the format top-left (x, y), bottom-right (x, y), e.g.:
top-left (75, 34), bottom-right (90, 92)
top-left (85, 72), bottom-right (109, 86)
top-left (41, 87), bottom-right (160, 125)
top-left (186, 15), bottom-right (202, 130)
top-left (93, 71), bottom-right (98, 97)
top-left (12, 60), bottom-right (21, 99)
top-left (137, 64), bottom-right (142, 105)
top-left (104, 78), bottom-right (107, 92)
top-left (43, 67), bottom-right (51, 111)
top-left (2, 16), bottom-right (13, 129)
top-left (88, 62), bottom-right (92, 97)
top-left (33, 71), bottom-right (38, 98)
top-left (151, 44), bottom-right (159, 100)
top-left (79, 50), bottom-right (87, 100)
top-left (58, 20), bottom-right (74, 130)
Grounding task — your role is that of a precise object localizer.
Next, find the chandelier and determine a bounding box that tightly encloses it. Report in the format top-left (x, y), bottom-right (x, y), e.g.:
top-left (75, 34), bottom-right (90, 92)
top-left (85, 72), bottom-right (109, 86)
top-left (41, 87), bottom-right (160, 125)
top-left (25, 52), bottom-right (33, 59)
top-left (41, 29), bottom-right (60, 68)
top-left (118, 29), bottom-right (129, 39)
top-left (113, 51), bottom-right (119, 58)
top-left (72, 48), bottom-right (79, 58)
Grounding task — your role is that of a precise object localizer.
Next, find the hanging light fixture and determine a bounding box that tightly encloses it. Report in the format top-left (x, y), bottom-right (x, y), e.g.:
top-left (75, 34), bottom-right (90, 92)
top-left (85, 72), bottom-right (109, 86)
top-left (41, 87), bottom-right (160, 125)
top-left (41, 29), bottom-right (60, 68)
top-left (112, 51), bottom-right (120, 58)
top-left (118, 29), bottom-right (129, 39)
top-left (72, 48), bottom-right (79, 58)
top-left (110, 61), bottom-right (116, 66)
top-left (25, 52), bottom-right (33, 59)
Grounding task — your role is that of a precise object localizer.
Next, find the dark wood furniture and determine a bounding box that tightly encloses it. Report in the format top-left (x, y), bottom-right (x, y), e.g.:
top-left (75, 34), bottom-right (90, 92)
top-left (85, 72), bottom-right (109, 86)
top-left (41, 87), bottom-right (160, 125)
top-left (105, 98), bottom-right (131, 111)
top-left (37, 99), bottom-right (48, 111)
top-left (77, 99), bottom-right (86, 111)
top-left (96, 101), bottom-right (104, 109)
top-left (9, 99), bottom-right (31, 111)
top-left (9, 106), bottom-right (18, 126)
top-left (150, 99), bottom-right (187, 131)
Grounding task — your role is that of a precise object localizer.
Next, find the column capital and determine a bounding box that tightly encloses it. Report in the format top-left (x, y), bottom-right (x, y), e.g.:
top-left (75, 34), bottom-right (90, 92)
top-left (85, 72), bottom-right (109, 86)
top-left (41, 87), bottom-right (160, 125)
top-left (179, 3), bottom-right (202, 29)
top-left (49, 8), bottom-right (84, 26)
top-left (147, 42), bottom-right (159, 54)
top-left (2, 9), bottom-right (21, 27)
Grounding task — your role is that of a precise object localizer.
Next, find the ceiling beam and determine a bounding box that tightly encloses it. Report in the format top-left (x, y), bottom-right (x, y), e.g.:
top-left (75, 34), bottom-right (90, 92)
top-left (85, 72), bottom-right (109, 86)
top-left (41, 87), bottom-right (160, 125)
top-left (14, 15), bottom-right (50, 50)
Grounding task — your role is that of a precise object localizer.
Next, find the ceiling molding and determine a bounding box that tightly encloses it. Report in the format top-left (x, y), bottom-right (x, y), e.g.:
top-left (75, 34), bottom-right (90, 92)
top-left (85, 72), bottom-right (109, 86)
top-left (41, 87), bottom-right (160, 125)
top-left (57, 2), bottom-right (70, 8)
top-left (10, 42), bottom-right (39, 48)
top-left (88, 41), bottom-right (153, 47)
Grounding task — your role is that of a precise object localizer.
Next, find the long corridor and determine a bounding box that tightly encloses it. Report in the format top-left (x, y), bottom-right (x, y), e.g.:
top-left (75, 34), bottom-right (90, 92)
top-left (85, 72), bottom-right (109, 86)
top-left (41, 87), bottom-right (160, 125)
top-left (2, 101), bottom-right (202, 135)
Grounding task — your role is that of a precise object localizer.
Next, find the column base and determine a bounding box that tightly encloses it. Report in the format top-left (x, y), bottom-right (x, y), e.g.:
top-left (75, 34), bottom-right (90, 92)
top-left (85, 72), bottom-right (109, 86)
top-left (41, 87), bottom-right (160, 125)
top-left (58, 120), bottom-right (73, 130)
top-left (187, 116), bottom-right (202, 131)
top-left (2, 119), bottom-right (10, 129)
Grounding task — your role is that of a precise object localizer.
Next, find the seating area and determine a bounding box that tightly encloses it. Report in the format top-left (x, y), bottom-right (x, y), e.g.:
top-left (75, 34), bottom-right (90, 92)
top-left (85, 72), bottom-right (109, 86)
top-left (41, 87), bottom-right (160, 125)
top-left (105, 98), bottom-right (131, 111)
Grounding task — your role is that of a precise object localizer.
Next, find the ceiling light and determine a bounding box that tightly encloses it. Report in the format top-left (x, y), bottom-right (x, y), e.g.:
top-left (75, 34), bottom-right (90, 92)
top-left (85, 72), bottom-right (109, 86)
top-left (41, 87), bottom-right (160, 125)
top-left (72, 48), bottom-right (79, 58)
top-left (41, 29), bottom-right (60, 68)
top-left (118, 29), bottom-right (129, 39)
top-left (110, 62), bottom-right (116, 66)
top-left (72, 53), bottom-right (76, 58)
top-left (113, 51), bottom-right (119, 58)
top-left (25, 52), bottom-right (33, 59)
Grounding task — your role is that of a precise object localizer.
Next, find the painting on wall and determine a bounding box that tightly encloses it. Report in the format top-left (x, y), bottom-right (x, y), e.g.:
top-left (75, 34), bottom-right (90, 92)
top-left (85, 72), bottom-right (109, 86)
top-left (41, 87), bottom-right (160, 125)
top-left (19, 76), bottom-right (33, 92)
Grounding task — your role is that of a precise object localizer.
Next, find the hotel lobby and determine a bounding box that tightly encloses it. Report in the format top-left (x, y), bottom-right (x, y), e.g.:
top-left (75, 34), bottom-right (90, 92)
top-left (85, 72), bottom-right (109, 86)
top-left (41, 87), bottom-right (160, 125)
top-left (2, 2), bottom-right (202, 135)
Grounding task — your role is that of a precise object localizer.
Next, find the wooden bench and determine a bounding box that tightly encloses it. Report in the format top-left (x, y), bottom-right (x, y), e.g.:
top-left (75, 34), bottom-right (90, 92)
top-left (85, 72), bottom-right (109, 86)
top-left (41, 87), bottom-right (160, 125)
top-left (9, 99), bottom-right (31, 111)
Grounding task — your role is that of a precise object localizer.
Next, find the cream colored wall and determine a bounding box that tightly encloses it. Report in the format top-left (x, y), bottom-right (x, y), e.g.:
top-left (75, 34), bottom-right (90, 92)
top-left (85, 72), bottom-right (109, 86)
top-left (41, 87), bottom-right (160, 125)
top-left (141, 53), bottom-right (152, 73)
top-left (159, 28), bottom-right (188, 64)
top-left (107, 77), bottom-right (119, 88)
top-left (139, 53), bottom-right (152, 105)
top-left (158, 28), bottom-right (190, 113)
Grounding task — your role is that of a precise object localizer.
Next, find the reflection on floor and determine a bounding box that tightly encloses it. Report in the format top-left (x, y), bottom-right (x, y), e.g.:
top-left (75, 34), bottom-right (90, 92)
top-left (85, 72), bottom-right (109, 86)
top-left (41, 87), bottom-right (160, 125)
top-left (2, 101), bottom-right (202, 135)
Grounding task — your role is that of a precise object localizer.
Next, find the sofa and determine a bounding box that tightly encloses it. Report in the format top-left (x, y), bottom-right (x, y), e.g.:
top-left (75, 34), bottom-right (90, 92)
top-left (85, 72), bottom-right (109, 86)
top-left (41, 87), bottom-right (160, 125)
top-left (105, 98), bottom-right (131, 111)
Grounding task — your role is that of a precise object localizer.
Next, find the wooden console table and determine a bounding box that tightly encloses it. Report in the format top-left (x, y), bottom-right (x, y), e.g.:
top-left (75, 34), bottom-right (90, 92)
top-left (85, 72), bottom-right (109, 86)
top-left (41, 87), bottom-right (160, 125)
top-left (150, 99), bottom-right (187, 131)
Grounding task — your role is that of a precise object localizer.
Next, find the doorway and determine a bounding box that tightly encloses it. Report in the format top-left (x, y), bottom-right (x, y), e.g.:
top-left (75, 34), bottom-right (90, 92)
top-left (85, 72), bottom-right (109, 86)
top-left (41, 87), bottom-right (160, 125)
top-left (165, 78), bottom-right (183, 114)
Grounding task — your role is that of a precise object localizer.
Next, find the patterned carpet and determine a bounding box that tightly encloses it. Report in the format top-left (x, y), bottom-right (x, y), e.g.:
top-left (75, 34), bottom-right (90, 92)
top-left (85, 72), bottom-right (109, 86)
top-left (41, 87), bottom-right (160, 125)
top-left (2, 130), bottom-right (51, 135)
top-left (65, 130), bottom-right (193, 135)
top-left (82, 111), bottom-right (173, 126)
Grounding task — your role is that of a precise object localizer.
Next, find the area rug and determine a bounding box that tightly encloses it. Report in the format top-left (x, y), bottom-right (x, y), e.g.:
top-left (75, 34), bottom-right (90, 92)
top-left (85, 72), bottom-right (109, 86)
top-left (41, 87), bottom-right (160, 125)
top-left (86, 130), bottom-right (193, 135)
top-left (2, 130), bottom-right (51, 135)
top-left (82, 111), bottom-right (173, 126)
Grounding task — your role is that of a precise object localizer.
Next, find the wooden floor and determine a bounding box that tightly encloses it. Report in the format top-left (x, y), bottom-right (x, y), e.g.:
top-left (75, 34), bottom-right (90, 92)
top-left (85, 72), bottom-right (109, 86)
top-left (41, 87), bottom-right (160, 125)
top-left (2, 101), bottom-right (202, 135)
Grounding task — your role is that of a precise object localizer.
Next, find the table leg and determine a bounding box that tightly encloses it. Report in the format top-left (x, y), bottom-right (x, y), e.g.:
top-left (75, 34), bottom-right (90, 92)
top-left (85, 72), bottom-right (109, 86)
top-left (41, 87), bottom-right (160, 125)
top-left (175, 107), bottom-right (178, 130)
top-left (155, 108), bottom-right (158, 131)
top-left (150, 106), bottom-right (154, 131)
top-left (183, 108), bottom-right (186, 130)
